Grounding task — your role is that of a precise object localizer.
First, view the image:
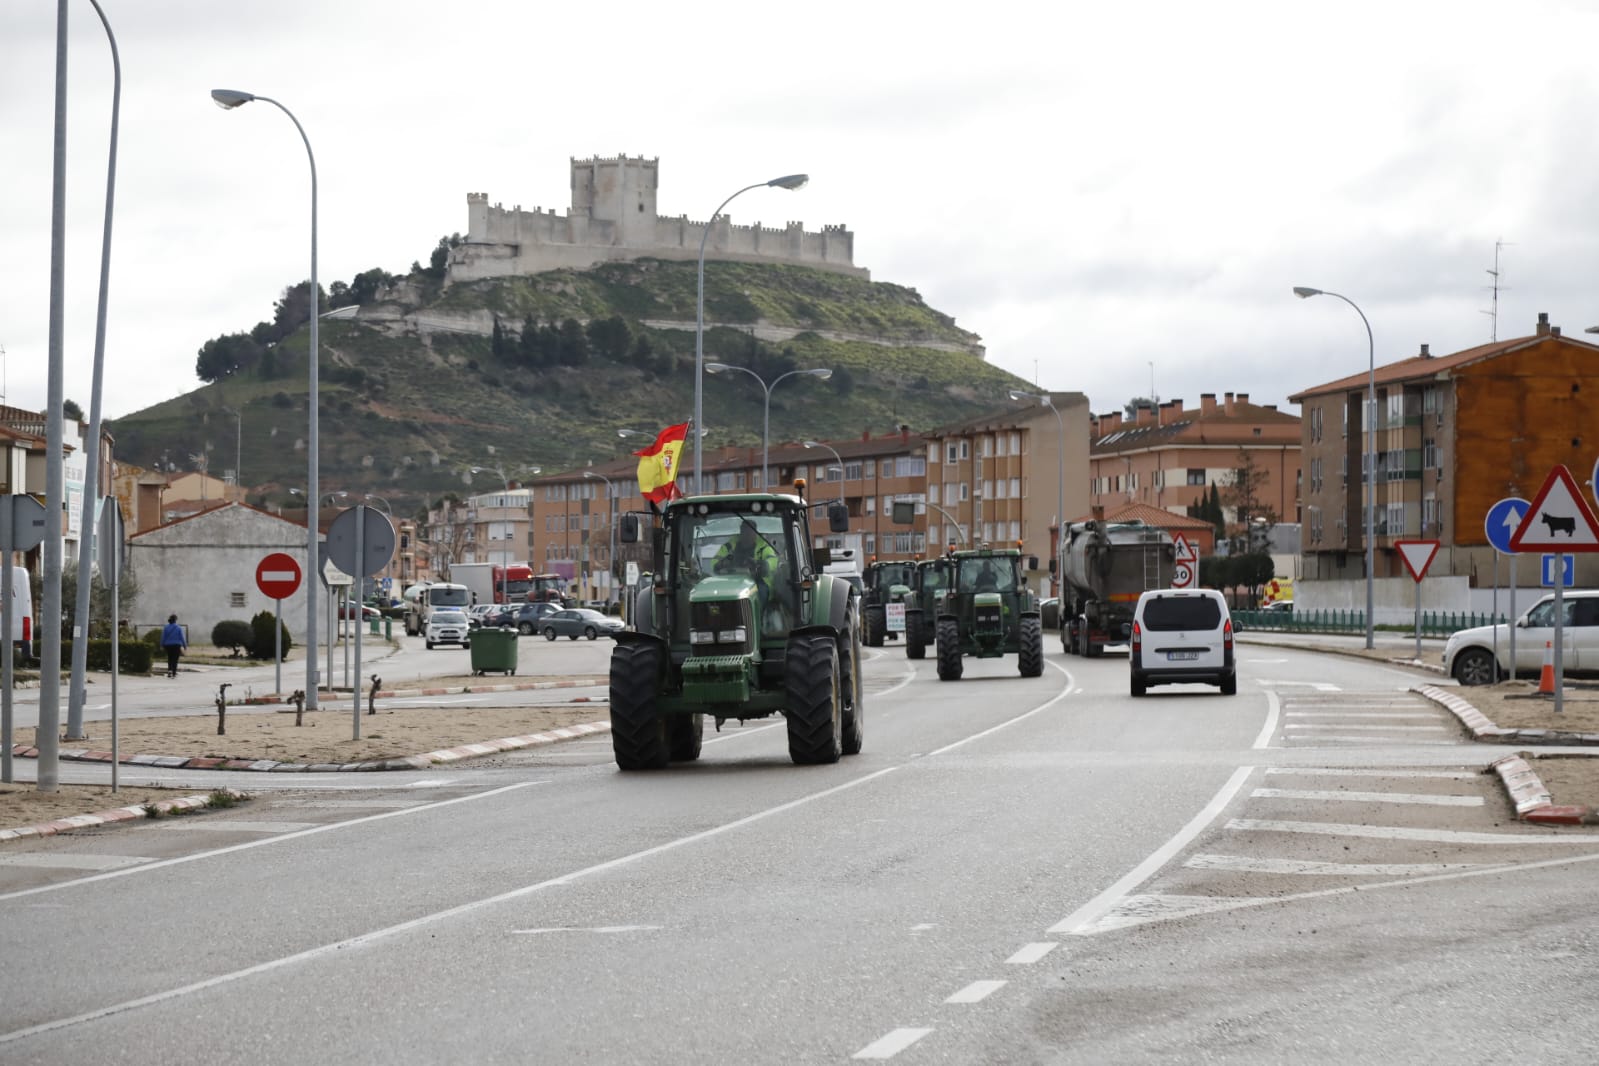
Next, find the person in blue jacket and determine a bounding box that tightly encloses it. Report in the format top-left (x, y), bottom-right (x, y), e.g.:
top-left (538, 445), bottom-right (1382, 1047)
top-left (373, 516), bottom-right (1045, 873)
top-left (160, 614), bottom-right (187, 678)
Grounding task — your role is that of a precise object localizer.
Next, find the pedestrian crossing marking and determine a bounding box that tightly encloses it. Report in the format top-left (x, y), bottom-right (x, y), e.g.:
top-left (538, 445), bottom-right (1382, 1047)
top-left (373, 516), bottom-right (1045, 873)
top-left (1251, 787), bottom-right (1483, 806)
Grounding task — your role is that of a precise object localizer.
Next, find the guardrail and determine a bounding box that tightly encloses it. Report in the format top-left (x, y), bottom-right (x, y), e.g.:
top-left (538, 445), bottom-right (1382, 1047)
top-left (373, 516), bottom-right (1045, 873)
top-left (1233, 609), bottom-right (1506, 637)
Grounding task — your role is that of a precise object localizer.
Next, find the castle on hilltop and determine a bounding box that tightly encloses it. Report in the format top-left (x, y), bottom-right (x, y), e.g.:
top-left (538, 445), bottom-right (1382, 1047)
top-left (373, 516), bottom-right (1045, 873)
top-left (446, 155), bottom-right (867, 284)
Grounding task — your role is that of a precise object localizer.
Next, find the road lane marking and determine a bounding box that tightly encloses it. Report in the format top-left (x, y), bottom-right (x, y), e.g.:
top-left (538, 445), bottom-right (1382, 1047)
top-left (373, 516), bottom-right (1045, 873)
top-left (1049, 766), bottom-right (1254, 934)
top-left (1185, 854), bottom-right (1498, 875)
top-left (853, 1029), bottom-right (933, 1060)
top-left (1005, 942), bottom-right (1058, 964)
top-left (510, 925), bottom-right (661, 935)
top-left (0, 854), bottom-right (153, 871)
top-left (1284, 712), bottom-right (1439, 719)
top-left (1250, 788), bottom-right (1484, 806)
top-left (1257, 681), bottom-right (1341, 691)
top-left (1251, 690), bottom-right (1280, 750)
top-left (1283, 735), bottom-right (1458, 744)
top-left (1264, 767), bottom-right (1478, 779)
top-left (162, 821), bottom-right (319, 833)
top-left (1284, 723), bottom-right (1449, 732)
top-left (945, 980), bottom-right (1006, 1004)
top-left (1228, 818), bottom-right (1599, 844)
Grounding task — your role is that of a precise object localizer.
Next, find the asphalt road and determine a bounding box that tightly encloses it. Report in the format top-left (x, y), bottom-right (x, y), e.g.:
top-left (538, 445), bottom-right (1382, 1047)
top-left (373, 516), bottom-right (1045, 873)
top-left (2, 640), bottom-right (1597, 1063)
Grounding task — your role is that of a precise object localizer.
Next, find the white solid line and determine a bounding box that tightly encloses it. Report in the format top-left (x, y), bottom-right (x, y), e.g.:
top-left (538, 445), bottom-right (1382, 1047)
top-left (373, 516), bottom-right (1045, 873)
top-left (853, 1028), bottom-right (934, 1060)
top-left (1284, 712), bottom-right (1439, 719)
top-left (1250, 787), bottom-right (1484, 807)
top-left (1049, 766), bottom-right (1254, 934)
top-left (946, 980), bottom-right (1006, 1004)
top-left (1283, 736), bottom-right (1458, 745)
top-left (1228, 818), bottom-right (1599, 845)
top-left (1251, 689), bottom-right (1280, 750)
top-left (1285, 724), bottom-right (1448, 732)
top-left (1184, 854), bottom-right (1498, 876)
top-left (1005, 942), bottom-right (1058, 964)
top-left (1263, 767), bottom-right (1478, 779)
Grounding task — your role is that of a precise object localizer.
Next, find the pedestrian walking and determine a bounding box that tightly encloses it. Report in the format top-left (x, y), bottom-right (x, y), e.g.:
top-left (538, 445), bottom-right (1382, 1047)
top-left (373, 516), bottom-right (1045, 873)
top-left (160, 614), bottom-right (187, 678)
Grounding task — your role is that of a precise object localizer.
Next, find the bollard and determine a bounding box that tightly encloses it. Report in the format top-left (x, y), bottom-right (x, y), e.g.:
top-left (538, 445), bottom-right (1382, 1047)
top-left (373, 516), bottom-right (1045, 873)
top-left (215, 683), bottom-right (231, 736)
top-left (368, 675), bottom-right (381, 716)
top-left (290, 689), bottom-right (306, 727)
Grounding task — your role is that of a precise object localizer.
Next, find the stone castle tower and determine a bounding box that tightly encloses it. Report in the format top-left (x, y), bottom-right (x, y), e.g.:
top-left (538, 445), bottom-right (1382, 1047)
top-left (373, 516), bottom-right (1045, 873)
top-left (447, 155), bottom-right (866, 284)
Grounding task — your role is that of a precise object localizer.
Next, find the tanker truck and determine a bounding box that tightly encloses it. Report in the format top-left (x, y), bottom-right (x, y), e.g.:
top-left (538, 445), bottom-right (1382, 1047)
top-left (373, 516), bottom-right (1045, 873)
top-left (1059, 519), bottom-right (1176, 656)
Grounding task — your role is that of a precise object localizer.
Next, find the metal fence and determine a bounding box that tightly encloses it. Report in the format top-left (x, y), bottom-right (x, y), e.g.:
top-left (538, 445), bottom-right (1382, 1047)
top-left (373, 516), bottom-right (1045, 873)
top-left (1233, 609), bottom-right (1506, 637)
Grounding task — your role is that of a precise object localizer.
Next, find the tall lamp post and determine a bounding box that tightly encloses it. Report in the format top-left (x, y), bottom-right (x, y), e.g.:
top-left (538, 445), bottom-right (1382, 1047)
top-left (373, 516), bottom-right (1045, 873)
top-left (802, 440), bottom-right (846, 504)
top-left (1294, 286), bottom-right (1376, 650)
top-left (694, 173), bottom-right (809, 487)
top-left (1010, 390), bottom-right (1064, 595)
top-left (706, 363), bottom-right (832, 490)
top-left (584, 471), bottom-right (617, 606)
top-left (222, 405), bottom-right (242, 498)
top-left (213, 87), bottom-right (321, 705)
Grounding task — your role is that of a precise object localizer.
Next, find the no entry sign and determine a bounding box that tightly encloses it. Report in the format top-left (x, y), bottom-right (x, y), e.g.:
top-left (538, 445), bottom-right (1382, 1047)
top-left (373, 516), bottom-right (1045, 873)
top-left (256, 552), bottom-right (303, 599)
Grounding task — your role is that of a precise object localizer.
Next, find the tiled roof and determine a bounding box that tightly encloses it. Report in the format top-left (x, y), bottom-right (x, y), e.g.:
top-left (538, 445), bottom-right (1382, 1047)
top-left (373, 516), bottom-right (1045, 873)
top-left (1091, 401), bottom-right (1298, 455)
top-left (1288, 330), bottom-right (1599, 402)
top-left (1069, 501), bottom-right (1214, 529)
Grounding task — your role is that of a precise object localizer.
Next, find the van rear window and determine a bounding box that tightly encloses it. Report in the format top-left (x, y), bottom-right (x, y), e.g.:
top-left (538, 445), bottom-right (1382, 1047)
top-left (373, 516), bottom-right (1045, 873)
top-left (1142, 596), bottom-right (1221, 631)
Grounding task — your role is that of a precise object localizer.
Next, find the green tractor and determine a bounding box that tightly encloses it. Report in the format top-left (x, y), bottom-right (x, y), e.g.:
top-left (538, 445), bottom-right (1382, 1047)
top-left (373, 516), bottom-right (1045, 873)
top-left (903, 555), bottom-right (954, 661)
top-left (861, 559), bottom-right (918, 647)
top-left (608, 490), bottom-right (864, 769)
top-left (932, 548), bottom-right (1045, 681)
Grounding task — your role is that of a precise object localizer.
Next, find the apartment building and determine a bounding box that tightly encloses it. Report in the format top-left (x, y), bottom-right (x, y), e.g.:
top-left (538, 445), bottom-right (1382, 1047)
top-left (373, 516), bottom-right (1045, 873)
top-left (1291, 312), bottom-right (1599, 588)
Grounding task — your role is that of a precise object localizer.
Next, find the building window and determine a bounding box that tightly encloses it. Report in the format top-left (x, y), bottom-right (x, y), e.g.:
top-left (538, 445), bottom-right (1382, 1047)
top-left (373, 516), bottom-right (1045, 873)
top-left (947, 443), bottom-right (959, 464)
top-left (1186, 468), bottom-right (1206, 486)
top-left (1423, 437), bottom-right (1437, 470)
top-left (230, 591), bottom-right (246, 608)
top-left (1011, 432), bottom-right (1022, 454)
top-left (896, 456), bottom-right (925, 477)
top-left (1010, 477), bottom-right (1020, 497)
top-left (959, 482), bottom-right (970, 501)
top-left (866, 495), bottom-right (877, 514)
top-left (960, 440), bottom-right (970, 460)
top-left (865, 459), bottom-right (876, 478)
top-left (844, 461), bottom-right (861, 481)
top-left (928, 485), bottom-right (939, 505)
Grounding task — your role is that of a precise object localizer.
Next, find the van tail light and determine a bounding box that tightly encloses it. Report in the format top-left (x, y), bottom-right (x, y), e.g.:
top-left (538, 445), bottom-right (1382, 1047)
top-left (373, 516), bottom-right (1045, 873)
top-left (1131, 620), bottom-right (1141, 657)
top-left (1223, 618), bottom-right (1234, 653)
top-left (21, 616), bottom-right (29, 643)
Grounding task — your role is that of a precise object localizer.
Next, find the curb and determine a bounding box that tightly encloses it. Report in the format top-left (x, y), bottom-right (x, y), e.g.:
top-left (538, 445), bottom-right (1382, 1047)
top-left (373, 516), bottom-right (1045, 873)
top-left (239, 677), bottom-right (606, 704)
top-left (0, 790), bottom-right (246, 844)
top-left (1411, 684), bottom-right (1599, 746)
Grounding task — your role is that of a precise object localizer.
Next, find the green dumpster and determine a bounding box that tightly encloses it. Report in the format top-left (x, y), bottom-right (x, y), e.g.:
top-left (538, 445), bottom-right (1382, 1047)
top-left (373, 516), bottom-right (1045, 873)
top-left (470, 626), bottom-right (518, 676)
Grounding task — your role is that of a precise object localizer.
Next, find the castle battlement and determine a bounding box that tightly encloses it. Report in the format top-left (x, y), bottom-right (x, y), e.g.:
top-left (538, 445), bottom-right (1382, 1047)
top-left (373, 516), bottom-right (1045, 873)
top-left (449, 155), bottom-right (867, 284)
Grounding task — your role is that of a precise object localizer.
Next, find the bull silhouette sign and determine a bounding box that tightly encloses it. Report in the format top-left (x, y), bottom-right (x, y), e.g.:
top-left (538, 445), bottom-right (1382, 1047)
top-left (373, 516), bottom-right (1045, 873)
top-left (1509, 464), bottom-right (1599, 552)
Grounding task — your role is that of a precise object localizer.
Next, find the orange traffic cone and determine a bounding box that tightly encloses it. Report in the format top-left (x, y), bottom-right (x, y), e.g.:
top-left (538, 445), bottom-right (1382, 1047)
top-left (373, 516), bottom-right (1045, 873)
top-left (1538, 640), bottom-right (1556, 696)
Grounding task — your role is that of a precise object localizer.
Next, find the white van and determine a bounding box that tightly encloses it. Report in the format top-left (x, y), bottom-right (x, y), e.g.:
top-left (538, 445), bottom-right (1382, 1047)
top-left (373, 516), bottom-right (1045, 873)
top-left (5, 565), bottom-right (33, 660)
top-left (1129, 587), bottom-right (1235, 696)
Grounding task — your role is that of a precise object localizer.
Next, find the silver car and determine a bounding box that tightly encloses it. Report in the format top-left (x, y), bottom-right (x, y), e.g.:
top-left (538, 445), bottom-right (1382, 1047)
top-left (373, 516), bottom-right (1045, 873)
top-left (425, 608), bottom-right (472, 649)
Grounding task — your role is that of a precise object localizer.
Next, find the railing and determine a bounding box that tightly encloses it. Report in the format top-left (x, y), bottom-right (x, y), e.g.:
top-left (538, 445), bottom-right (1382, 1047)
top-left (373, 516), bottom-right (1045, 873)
top-left (1234, 609), bottom-right (1505, 637)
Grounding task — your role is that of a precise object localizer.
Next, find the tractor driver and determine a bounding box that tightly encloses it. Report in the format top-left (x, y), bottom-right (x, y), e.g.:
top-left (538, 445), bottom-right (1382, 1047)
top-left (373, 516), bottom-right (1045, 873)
top-left (973, 559), bottom-right (999, 592)
top-left (712, 523), bottom-right (780, 616)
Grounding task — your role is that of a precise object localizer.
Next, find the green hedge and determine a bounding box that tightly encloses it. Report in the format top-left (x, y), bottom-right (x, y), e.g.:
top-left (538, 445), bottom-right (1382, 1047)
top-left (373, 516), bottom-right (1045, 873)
top-left (61, 640), bottom-right (154, 675)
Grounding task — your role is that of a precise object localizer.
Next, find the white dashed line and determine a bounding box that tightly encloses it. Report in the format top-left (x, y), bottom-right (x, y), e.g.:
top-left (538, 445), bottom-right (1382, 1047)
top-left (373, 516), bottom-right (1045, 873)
top-left (1228, 818), bottom-right (1599, 844)
top-left (1264, 767), bottom-right (1477, 779)
top-left (945, 980), bottom-right (1006, 1004)
top-left (853, 1028), bottom-right (933, 1060)
top-left (1284, 724), bottom-right (1449, 732)
top-left (1005, 942), bottom-right (1058, 964)
top-left (1284, 712), bottom-right (1439, 719)
top-left (1251, 787), bottom-right (1483, 806)
top-left (1184, 854), bottom-right (1498, 876)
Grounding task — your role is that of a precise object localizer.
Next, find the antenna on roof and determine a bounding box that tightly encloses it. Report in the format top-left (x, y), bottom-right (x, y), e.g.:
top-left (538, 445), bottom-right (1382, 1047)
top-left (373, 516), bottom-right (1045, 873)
top-left (1481, 238), bottom-right (1513, 342)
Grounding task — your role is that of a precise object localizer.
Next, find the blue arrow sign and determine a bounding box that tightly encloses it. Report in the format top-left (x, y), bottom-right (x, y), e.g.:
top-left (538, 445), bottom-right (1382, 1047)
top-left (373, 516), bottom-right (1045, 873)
top-left (1542, 553), bottom-right (1575, 588)
top-left (1485, 496), bottom-right (1530, 555)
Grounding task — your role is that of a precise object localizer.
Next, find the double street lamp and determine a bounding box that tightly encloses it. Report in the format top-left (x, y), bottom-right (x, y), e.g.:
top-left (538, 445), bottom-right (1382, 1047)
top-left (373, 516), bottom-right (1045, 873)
top-left (583, 471), bottom-right (618, 605)
top-left (1294, 286), bottom-right (1376, 650)
top-left (213, 87), bottom-right (322, 706)
top-left (693, 173), bottom-right (809, 486)
top-left (802, 440), bottom-right (846, 504)
top-left (705, 363), bottom-right (832, 491)
top-left (1009, 390), bottom-right (1064, 594)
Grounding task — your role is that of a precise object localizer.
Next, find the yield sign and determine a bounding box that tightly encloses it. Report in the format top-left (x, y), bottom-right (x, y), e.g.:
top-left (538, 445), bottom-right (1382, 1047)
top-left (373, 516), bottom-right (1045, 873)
top-left (256, 552), bottom-right (303, 599)
top-left (1509, 464), bottom-right (1599, 552)
top-left (1394, 539), bottom-right (1440, 583)
top-left (1171, 532), bottom-right (1198, 564)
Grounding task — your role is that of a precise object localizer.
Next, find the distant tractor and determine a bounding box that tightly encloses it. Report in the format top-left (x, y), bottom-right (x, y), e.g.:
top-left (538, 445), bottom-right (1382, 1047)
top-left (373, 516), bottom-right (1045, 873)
top-left (932, 548), bottom-right (1045, 681)
top-left (861, 559), bottom-right (918, 646)
top-left (607, 488), bottom-right (863, 769)
top-left (902, 556), bottom-right (954, 661)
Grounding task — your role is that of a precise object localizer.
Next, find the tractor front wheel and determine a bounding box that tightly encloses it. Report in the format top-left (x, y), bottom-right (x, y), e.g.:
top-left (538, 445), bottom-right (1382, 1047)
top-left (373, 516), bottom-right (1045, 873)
top-left (905, 610), bottom-right (925, 660)
top-left (785, 634), bottom-right (842, 765)
top-left (864, 605), bottom-right (886, 648)
top-left (1019, 616), bottom-right (1044, 677)
top-left (841, 615), bottom-right (865, 756)
top-left (936, 618), bottom-right (963, 681)
top-left (609, 642), bottom-right (669, 770)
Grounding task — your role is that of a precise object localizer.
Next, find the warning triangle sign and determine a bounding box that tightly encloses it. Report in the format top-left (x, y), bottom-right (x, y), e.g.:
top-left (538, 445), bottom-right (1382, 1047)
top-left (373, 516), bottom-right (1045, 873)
top-left (1171, 533), bottom-right (1198, 564)
top-left (1394, 539), bottom-right (1440, 582)
top-left (1509, 464), bottom-right (1599, 553)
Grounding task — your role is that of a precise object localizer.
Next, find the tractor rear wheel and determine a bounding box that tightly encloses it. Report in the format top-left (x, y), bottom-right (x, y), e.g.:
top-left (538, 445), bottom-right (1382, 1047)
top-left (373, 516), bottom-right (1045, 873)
top-left (1019, 616), bottom-right (1044, 677)
top-left (936, 617), bottom-right (963, 681)
top-left (841, 617), bottom-right (865, 756)
top-left (609, 642), bottom-right (669, 770)
top-left (667, 713), bottom-right (704, 762)
top-left (905, 610), bottom-right (925, 659)
top-left (785, 634), bottom-right (842, 765)
top-left (864, 605), bottom-right (886, 648)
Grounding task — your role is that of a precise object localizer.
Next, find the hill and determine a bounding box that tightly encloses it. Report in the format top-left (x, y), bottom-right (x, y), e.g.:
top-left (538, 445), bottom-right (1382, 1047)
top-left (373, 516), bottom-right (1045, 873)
top-left (107, 258), bottom-right (1029, 517)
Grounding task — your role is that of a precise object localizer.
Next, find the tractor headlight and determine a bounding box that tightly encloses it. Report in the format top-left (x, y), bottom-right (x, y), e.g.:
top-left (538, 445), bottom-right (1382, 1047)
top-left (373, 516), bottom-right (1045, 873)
top-left (690, 630), bottom-right (718, 645)
top-left (717, 627), bottom-right (747, 644)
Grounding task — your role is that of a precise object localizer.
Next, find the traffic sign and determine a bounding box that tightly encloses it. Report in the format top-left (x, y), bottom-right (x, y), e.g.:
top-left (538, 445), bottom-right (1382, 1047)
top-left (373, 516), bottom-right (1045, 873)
top-left (1394, 539), bottom-right (1440, 583)
top-left (1171, 560), bottom-right (1195, 589)
top-left (326, 506), bottom-right (396, 578)
top-left (1542, 553), bottom-right (1575, 588)
top-left (1485, 497), bottom-right (1531, 555)
top-left (6, 494), bottom-right (48, 553)
top-left (1171, 533), bottom-right (1198, 564)
top-left (255, 552), bottom-right (303, 599)
top-left (1509, 465), bottom-right (1599, 552)
top-left (97, 500), bottom-right (126, 585)
top-left (320, 554), bottom-right (354, 590)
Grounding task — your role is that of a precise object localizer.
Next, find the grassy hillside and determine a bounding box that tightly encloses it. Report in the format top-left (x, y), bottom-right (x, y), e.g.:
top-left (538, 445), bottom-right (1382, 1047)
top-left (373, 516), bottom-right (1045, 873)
top-left (108, 259), bottom-right (1023, 517)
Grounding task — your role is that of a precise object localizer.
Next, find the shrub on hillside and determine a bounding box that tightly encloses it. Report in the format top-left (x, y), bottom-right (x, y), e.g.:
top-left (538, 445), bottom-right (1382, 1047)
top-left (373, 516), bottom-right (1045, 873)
top-left (247, 611), bottom-right (293, 661)
top-left (211, 620), bottom-right (254, 658)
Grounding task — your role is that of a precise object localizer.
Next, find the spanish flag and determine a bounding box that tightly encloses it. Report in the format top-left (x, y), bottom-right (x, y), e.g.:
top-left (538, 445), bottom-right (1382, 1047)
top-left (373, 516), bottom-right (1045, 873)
top-left (635, 422), bottom-right (689, 503)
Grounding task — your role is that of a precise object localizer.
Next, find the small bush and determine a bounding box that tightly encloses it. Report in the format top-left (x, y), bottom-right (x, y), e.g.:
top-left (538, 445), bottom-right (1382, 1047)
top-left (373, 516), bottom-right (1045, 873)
top-left (247, 611), bottom-right (293, 661)
top-left (211, 620), bottom-right (254, 657)
top-left (142, 627), bottom-right (164, 649)
top-left (60, 640), bottom-right (154, 674)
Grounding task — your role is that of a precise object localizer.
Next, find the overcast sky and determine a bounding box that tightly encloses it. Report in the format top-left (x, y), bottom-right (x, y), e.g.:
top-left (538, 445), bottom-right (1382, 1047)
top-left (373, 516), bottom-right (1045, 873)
top-left (6, 0), bottom-right (1599, 430)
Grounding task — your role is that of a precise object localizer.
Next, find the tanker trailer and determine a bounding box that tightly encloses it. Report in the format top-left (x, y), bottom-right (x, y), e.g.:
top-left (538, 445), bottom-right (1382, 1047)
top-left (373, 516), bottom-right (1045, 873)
top-left (1059, 521), bottom-right (1176, 656)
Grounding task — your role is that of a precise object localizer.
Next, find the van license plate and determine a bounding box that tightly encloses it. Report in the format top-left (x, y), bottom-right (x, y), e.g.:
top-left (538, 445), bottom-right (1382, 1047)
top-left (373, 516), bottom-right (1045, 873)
top-left (1167, 651), bottom-right (1199, 661)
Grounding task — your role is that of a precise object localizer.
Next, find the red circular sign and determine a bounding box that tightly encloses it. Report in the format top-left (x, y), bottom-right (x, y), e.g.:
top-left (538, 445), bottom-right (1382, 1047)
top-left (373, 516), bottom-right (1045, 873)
top-left (256, 552), bottom-right (303, 599)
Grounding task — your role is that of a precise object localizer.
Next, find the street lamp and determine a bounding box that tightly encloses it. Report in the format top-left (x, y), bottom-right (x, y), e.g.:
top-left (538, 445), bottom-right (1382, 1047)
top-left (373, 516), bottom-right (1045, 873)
top-left (213, 87), bottom-right (322, 706)
top-left (1294, 285), bottom-right (1376, 650)
top-left (221, 405), bottom-right (242, 498)
top-left (693, 172), bottom-right (809, 487)
top-left (802, 440), bottom-right (846, 504)
top-left (584, 471), bottom-right (618, 605)
top-left (1010, 389), bottom-right (1064, 594)
top-left (705, 362), bottom-right (832, 490)
top-left (362, 494), bottom-right (391, 515)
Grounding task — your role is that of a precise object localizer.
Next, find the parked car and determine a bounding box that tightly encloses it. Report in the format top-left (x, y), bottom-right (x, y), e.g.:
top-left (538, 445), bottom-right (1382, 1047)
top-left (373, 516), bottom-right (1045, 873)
top-left (490, 601), bottom-right (563, 634)
top-left (338, 602), bottom-right (381, 620)
top-left (1260, 600), bottom-right (1294, 614)
top-left (1129, 588), bottom-right (1236, 697)
top-left (541, 608), bottom-right (627, 641)
top-left (1442, 590), bottom-right (1599, 685)
top-left (425, 608), bottom-right (471, 650)
top-left (466, 604), bottom-right (500, 629)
